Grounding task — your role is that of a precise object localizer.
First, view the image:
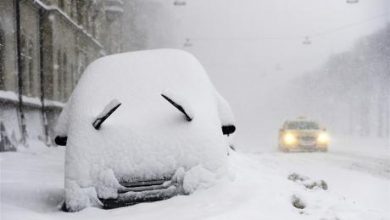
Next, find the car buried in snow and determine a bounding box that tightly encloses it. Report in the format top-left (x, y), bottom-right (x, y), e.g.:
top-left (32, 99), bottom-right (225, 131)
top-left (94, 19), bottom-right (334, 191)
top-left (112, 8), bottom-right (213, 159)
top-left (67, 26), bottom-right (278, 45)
top-left (54, 49), bottom-right (236, 211)
top-left (278, 118), bottom-right (329, 152)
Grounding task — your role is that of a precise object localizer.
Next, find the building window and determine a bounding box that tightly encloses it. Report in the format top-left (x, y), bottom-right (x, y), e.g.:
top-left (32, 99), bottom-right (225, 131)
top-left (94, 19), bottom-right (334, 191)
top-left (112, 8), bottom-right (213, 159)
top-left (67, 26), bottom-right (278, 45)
top-left (59, 0), bottom-right (65, 9)
top-left (70, 64), bottom-right (75, 89)
top-left (70, 0), bottom-right (75, 18)
top-left (28, 40), bottom-right (34, 96)
top-left (76, 1), bottom-right (85, 25)
top-left (84, 2), bottom-right (91, 31)
top-left (56, 50), bottom-right (62, 100)
top-left (62, 52), bottom-right (67, 100)
top-left (0, 26), bottom-right (5, 90)
top-left (20, 33), bottom-right (33, 96)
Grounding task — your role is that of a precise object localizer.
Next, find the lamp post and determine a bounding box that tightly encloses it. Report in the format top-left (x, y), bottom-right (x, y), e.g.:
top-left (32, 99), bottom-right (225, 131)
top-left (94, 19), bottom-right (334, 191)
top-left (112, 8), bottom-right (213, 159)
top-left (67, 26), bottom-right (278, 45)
top-left (346, 0), bottom-right (359, 4)
top-left (15, 0), bottom-right (27, 146)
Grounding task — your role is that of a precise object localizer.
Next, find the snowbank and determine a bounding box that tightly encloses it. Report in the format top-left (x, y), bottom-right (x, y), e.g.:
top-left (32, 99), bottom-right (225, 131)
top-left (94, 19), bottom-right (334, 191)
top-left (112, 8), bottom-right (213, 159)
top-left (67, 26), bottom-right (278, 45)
top-left (0, 90), bottom-right (64, 108)
top-left (56, 49), bottom-right (235, 210)
top-left (1, 138), bottom-right (389, 219)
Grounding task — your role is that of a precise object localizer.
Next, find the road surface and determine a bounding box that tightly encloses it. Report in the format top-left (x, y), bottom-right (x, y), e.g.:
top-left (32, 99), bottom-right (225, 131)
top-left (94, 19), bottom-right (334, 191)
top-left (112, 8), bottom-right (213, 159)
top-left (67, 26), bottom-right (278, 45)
top-left (1, 137), bottom-right (389, 220)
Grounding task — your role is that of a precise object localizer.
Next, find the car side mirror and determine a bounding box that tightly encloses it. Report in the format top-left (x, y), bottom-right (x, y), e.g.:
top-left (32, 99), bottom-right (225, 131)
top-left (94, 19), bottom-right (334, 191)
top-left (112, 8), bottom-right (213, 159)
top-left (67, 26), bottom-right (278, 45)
top-left (222, 124), bottom-right (236, 136)
top-left (55, 136), bottom-right (67, 146)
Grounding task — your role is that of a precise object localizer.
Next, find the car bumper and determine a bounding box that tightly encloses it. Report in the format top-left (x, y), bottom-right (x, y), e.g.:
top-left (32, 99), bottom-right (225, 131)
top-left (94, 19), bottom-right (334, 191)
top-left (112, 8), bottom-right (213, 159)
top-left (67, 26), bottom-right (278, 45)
top-left (280, 144), bottom-right (328, 152)
top-left (99, 178), bottom-right (182, 209)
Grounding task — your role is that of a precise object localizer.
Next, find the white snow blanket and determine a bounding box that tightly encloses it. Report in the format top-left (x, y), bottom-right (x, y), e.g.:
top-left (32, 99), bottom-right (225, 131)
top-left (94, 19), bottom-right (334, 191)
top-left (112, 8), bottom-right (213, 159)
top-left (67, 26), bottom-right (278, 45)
top-left (55, 49), bottom-right (235, 211)
top-left (1, 137), bottom-right (389, 219)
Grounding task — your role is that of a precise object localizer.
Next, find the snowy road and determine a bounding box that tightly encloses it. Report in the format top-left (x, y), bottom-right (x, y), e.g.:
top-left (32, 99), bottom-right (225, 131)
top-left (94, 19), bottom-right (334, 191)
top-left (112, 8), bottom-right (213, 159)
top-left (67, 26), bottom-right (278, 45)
top-left (1, 138), bottom-right (389, 220)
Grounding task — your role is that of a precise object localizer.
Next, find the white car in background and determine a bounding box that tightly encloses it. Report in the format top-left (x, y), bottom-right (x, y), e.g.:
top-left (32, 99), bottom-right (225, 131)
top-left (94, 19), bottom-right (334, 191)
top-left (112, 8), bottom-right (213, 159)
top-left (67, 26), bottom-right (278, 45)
top-left (278, 118), bottom-right (329, 152)
top-left (55, 49), bottom-right (236, 211)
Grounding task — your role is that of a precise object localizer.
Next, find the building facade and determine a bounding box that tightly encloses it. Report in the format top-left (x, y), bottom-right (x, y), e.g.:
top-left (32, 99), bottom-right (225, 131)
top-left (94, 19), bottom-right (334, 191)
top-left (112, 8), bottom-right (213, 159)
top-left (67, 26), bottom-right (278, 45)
top-left (0, 0), bottom-right (124, 149)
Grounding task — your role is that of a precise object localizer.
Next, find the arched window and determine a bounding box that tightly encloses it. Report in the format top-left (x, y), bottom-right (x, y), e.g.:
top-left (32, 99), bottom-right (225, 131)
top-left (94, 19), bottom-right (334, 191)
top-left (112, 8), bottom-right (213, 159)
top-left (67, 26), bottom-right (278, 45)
top-left (0, 25), bottom-right (5, 90)
top-left (18, 34), bottom-right (36, 97)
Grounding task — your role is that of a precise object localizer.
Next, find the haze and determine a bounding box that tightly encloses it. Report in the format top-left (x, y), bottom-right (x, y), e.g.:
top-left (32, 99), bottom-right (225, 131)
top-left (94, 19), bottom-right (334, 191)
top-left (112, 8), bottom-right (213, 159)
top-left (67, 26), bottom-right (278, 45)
top-left (122, 0), bottom-right (390, 150)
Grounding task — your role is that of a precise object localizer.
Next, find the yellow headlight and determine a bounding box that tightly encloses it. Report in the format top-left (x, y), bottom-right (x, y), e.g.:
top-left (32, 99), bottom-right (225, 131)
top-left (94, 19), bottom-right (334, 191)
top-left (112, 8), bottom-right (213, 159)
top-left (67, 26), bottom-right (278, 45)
top-left (283, 133), bottom-right (297, 145)
top-left (317, 132), bottom-right (329, 144)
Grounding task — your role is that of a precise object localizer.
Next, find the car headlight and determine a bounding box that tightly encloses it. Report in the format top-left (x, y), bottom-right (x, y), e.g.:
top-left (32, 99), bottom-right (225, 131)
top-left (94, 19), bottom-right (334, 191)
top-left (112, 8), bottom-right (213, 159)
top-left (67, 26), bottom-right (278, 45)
top-left (283, 133), bottom-right (297, 145)
top-left (317, 132), bottom-right (329, 144)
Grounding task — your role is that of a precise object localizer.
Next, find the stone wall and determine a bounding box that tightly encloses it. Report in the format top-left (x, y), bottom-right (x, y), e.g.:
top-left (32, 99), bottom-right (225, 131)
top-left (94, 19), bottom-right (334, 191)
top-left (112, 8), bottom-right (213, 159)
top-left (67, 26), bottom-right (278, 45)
top-left (0, 0), bottom-right (17, 93)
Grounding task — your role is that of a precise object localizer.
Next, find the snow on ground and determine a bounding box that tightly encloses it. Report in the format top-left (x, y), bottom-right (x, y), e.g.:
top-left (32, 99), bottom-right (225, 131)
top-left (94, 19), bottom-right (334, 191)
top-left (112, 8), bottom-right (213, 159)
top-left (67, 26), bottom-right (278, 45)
top-left (1, 137), bottom-right (389, 220)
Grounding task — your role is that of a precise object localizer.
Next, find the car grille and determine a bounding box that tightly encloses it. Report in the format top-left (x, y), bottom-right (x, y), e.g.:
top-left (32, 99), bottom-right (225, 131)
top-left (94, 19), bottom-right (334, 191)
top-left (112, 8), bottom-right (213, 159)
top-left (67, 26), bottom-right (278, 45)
top-left (299, 136), bottom-right (316, 142)
top-left (100, 178), bottom-right (181, 209)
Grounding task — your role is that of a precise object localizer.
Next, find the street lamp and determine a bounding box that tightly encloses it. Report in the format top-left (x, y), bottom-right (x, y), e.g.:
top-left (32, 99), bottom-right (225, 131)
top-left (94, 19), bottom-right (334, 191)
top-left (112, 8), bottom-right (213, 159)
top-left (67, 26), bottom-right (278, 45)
top-left (275, 63), bottom-right (282, 71)
top-left (174, 0), bottom-right (186, 6)
top-left (183, 38), bottom-right (192, 47)
top-left (302, 36), bottom-right (311, 45)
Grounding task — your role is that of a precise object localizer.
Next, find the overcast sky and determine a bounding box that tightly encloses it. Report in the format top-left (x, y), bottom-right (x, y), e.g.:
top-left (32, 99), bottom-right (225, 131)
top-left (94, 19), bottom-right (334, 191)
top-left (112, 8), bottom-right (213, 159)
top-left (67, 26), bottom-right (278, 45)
top-left (173, 0), bottom-right (388, 77)
top-left (166, 0), bottom-right (390, 149)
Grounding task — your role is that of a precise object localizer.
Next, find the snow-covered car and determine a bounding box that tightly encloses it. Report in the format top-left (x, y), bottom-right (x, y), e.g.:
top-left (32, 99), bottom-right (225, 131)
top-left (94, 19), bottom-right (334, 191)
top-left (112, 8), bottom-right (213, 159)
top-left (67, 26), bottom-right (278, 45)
top-left (55, 49), bottom-right (236, 211)
top-left (278, 118), bottom-right (329, 152)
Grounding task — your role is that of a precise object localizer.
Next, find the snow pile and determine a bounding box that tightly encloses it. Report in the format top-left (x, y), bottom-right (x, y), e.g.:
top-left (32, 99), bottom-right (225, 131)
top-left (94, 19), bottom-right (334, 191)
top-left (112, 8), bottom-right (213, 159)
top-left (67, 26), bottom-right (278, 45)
top-left (0, 90), bottom-right (64, 108)
top-left (57, 49), bottom-right (234, 210)
top-left (215, 91), bottom-right (235, 127)
top-left (0, 90), bottom-right (19, 102)
top-left (64, 181), bottom-right (102, 211)
top-left (182, 165), bottom-right (217, 194)
top-left (1, 136), bottom-right (389, 219)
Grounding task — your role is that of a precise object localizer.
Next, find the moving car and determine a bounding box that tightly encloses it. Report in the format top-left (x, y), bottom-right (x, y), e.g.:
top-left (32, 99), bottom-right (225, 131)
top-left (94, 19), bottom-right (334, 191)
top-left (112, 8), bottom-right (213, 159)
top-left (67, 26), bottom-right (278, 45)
top-left (55, 49), bottom-right (236, 211)
top-left (278, 118), bottom-right (329, 152)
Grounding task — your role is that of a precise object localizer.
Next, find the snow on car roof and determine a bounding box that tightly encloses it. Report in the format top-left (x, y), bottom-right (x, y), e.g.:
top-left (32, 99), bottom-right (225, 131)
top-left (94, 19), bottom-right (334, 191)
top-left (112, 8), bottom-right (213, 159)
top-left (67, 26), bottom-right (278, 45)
top-left (62, 49), bottom-right (221, 132)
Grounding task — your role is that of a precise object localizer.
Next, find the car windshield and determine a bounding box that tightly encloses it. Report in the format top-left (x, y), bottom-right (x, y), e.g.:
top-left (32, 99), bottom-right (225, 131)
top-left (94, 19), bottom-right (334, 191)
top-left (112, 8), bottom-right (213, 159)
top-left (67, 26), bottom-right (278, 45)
top-left (286, 121), bottom-right (320, 130)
